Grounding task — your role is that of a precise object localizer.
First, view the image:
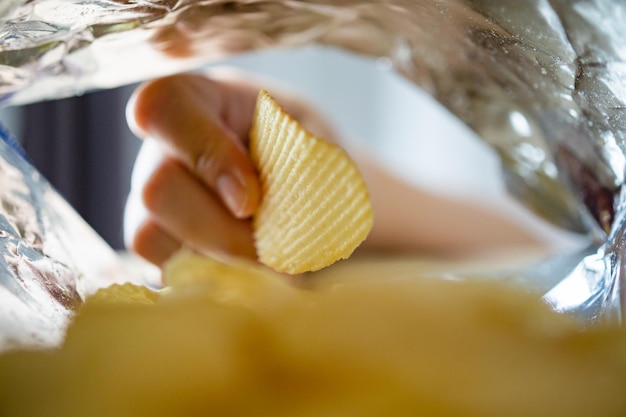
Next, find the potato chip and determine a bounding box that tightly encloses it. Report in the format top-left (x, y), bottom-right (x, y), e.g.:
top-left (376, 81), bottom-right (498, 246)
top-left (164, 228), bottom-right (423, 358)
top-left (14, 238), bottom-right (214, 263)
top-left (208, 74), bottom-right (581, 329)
top-left (3, 265), bottom-right (626, 417)
top-left (86, 283), bottom-right (159, 305)
top-left (250, 90), bottom-right (374, 274)
top-left (162, 249), bottom-right (301, 311)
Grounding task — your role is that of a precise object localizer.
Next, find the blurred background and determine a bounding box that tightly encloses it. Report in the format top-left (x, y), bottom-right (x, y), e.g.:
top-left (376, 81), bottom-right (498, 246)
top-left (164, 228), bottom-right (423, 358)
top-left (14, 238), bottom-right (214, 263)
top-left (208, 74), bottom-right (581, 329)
top-left (0, 45), bottom-right (543, 251)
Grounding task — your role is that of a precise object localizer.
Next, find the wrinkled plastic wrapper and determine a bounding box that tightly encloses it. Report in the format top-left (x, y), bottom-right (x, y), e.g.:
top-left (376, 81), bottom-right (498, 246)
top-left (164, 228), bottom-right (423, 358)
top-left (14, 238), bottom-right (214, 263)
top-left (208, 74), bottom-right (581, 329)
top-left (0, 0), bottom-right (625, 350)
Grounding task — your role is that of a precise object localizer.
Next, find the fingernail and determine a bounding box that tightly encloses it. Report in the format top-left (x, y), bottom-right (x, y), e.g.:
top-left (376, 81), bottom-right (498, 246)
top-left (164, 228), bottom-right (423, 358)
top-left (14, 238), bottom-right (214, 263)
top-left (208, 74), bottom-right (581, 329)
top-left (217, 173), bottom-right (249, 218)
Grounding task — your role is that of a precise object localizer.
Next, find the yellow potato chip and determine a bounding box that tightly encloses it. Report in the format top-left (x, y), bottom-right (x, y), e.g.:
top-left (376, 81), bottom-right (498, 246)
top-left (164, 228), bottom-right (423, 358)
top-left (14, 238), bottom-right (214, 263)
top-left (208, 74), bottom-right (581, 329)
top-left (86, 283), bottom-right (159, 305)
top-left (250, 90), bottom-right (374, 274)
top-left (162, 249), bottom-right (301, 311)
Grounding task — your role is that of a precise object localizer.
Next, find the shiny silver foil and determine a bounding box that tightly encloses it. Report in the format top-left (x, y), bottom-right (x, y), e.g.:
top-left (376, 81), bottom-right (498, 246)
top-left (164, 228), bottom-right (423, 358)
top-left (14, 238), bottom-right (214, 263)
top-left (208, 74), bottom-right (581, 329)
top-left (0, 125), bottom-right (126, 352)
top-left (0, 0), bottom-right (625, 350)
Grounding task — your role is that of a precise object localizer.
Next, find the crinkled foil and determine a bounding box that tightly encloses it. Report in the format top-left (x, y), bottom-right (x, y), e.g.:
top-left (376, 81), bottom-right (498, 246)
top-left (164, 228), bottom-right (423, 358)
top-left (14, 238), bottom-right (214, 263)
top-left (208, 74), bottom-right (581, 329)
top-left (0, 124), bottom-right (127, 352)
top-left (0, 0), bottom-right (625, 349)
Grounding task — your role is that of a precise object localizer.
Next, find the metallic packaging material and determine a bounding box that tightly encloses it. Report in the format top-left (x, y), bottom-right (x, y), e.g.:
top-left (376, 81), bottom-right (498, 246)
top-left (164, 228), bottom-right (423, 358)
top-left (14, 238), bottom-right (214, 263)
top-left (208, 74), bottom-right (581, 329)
top-left (0, 0), bottom-right (624, 349)
top-left (0, 124), bottom-right (126, 352)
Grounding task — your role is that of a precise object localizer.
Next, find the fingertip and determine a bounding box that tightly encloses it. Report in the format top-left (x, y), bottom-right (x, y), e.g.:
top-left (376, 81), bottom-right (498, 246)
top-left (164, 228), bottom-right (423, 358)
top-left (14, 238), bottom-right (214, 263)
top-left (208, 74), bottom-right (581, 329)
top-left (131, 220), bottom-right (181, 267)
top-left (128, 77), bottom-right (172, 136)
top-left (216, 169), bottom-right (261, 219)
top-left (130, 75), bottom-right (204, 137)
top-left (126, 79), bottom-right (169, 140)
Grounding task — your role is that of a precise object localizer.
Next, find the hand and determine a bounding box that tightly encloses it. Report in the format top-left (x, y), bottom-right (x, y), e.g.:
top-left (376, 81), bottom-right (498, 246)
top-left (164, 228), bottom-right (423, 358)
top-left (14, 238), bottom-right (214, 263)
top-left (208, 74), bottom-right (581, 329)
top-left (125, 72), bottom-right (548, 269)
top-left (124, 72), bottom-right (336, 266)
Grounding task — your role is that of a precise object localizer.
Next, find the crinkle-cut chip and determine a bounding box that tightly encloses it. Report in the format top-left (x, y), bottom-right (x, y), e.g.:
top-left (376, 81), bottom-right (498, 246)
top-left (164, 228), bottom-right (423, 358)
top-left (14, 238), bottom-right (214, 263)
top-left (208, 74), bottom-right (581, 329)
top-left (250, 90), bottom-right (374, 274)
top-left (86, 283), bottom-right (159, 305)
top-left (162, 249), bottom-right (301, 311)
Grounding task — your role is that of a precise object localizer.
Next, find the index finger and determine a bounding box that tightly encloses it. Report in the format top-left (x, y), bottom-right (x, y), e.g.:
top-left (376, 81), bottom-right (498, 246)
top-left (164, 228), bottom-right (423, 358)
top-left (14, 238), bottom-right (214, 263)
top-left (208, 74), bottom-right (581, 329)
top-left (127, 74), bottom-right (260, 218)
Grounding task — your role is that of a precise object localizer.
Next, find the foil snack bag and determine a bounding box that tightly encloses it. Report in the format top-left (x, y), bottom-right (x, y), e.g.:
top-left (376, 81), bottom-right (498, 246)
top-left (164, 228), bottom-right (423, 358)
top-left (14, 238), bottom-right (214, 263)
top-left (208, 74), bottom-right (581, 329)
top-left (0, 124), bottom-right (127, 352)
top-left (0, 0), bottom-right (625, 350)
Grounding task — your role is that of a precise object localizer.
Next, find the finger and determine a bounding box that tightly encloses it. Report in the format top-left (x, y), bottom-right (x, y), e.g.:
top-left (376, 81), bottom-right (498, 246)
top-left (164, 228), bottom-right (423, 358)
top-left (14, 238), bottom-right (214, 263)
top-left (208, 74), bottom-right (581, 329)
top-left (124, 150), bottom-right (181, 266)
top-left (127, 74), bottom-right (260, 218)
top-left (141, 156), bottom-right (257, 260)
top-left (132, 219), bottom-right (182, 267)
top-left (123, 140), bottom-right (166, 249)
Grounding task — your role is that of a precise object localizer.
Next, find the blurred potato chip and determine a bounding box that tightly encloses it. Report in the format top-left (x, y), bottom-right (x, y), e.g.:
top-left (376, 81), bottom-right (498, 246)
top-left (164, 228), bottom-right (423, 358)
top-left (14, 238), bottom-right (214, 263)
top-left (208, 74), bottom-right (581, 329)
top-left (250, 90), bottom-right (374, 274)
top-left (86, 282), bottom-right (159, 305)
top-left (2, 256), bottom-right (626, 417)
top-left (162, 249), bottom-right (301, 311)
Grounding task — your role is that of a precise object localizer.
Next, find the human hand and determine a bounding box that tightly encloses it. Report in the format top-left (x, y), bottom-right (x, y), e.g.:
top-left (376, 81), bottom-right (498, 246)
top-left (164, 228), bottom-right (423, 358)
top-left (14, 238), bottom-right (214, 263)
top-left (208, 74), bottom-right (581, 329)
top-left (124, 71), bottom-right (548, 269)
top-left (124, 72), bottom-right (336, 267)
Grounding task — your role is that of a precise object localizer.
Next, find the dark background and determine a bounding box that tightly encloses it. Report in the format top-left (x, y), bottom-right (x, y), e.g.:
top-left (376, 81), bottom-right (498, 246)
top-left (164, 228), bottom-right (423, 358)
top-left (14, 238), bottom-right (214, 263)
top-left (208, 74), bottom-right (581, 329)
top-left (17, 85), bottom-right (142, 250)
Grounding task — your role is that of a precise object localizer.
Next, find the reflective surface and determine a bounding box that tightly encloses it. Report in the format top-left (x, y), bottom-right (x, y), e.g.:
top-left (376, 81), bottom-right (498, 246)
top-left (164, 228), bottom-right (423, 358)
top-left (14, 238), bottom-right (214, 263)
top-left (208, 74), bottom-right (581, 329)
top-left (0, 125), bottom-right (126, 352)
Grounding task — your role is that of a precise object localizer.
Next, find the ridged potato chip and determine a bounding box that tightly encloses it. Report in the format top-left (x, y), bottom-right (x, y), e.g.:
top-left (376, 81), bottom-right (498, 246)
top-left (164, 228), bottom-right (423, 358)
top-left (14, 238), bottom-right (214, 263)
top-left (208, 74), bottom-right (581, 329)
top-left (86, 283), bottom-right (159, 305)
top-left (250, 90), bottom-right (374, 274)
